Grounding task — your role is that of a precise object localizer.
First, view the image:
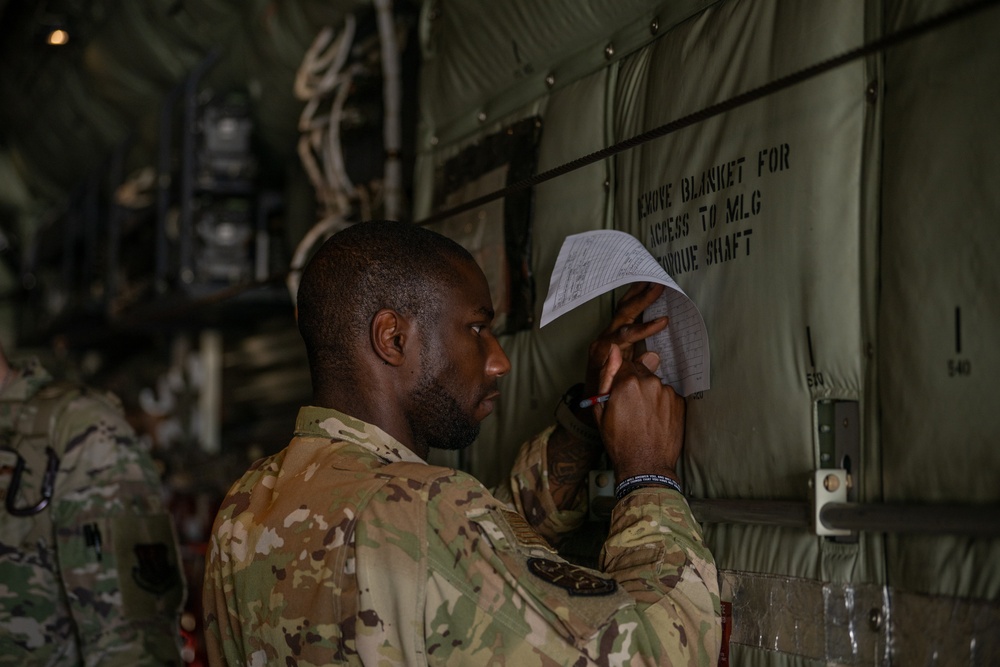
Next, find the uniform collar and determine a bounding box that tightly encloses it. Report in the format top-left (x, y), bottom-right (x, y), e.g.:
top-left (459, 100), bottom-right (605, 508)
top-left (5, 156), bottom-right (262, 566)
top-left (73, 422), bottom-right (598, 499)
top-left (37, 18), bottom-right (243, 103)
top-left (294, 405), bottom-right (426, 465)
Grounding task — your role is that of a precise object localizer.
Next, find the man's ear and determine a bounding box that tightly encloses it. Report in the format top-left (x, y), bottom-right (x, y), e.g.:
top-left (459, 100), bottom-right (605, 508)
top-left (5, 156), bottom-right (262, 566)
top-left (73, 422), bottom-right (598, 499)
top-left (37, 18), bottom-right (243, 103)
top-left (371, 309), bottom-right (410, 367)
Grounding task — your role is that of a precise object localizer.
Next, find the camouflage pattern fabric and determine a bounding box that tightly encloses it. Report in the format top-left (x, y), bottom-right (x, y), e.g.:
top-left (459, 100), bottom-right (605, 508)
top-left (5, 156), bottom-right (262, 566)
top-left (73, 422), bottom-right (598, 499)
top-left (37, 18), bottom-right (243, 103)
top-left (205, 406), bottom-right (720, 665)
top-left (502, 425), bottom-right (591, 544)
top-left (0, 358), bottom-right (185, 666)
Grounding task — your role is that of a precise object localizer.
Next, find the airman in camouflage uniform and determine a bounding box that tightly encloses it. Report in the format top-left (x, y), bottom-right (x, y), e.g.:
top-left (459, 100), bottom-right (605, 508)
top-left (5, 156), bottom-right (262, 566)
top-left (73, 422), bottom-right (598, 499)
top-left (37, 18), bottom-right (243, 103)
top-left (203, 221), bottom-right (721, 665)
top-left (0, 355), bottom-right (185, 666)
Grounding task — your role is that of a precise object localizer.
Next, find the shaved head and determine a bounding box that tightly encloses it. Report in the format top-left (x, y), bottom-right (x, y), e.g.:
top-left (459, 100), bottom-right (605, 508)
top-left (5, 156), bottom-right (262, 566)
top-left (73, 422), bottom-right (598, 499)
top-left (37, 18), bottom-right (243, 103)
top-left (296, 220), bottom-right (475, 390)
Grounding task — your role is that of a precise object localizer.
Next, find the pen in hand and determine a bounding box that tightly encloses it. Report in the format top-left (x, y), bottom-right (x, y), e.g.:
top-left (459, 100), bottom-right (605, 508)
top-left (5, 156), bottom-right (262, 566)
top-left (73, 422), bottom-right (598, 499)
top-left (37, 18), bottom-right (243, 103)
top-left (578, 393), bottom-right (610, 409)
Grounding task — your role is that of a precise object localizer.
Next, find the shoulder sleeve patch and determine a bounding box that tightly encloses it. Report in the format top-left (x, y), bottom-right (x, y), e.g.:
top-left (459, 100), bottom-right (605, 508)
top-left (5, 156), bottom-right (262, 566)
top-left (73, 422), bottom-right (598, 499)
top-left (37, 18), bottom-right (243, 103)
top-left (111, 514), bottom-right (185, 620)
top-left (527, 557), bottom-right (618, 596)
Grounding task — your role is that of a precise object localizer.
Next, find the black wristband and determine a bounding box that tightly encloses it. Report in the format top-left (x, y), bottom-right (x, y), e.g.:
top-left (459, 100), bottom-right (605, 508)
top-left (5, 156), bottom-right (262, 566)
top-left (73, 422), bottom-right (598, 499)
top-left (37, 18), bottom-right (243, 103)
top-left (614, 474), bottom-right (683, 500)
top-left (554, 383), bottom-right (602, 447)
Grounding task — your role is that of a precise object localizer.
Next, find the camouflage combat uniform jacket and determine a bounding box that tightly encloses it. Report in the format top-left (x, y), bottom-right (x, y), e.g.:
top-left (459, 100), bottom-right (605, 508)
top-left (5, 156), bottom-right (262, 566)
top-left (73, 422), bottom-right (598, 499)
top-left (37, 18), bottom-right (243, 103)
top-left (0, 359), bottom-right (185, 666)
top-left (204, 406), bottom-right (721, 666)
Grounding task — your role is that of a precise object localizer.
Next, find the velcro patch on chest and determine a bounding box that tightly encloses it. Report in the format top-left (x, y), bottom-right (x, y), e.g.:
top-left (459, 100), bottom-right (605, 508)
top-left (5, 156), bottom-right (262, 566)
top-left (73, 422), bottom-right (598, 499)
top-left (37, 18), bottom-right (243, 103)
top-left (527, 557), bottom-right (618, 596)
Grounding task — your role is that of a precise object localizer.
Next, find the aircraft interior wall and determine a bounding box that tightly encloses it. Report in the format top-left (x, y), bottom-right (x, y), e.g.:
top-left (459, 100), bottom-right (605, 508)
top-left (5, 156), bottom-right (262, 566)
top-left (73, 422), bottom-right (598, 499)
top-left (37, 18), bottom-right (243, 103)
top-left (415, 0), bottom-right (1000, 664)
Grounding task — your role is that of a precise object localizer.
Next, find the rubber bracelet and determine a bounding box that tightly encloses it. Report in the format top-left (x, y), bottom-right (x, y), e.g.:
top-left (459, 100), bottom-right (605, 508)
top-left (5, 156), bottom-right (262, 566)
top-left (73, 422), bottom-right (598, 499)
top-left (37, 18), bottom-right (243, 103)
top-left (614, 474), bottom-right (683, 500)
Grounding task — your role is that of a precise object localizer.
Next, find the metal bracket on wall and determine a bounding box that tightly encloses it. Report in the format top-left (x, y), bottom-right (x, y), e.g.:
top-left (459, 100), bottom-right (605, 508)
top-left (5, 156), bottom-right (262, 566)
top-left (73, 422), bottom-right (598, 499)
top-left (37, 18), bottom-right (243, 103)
top-left (817, 399), bottom-right (860, 542)
top-left (811, 469), bottom-right (852, 537)
top-left (817, 399), bottom-right (860, 501)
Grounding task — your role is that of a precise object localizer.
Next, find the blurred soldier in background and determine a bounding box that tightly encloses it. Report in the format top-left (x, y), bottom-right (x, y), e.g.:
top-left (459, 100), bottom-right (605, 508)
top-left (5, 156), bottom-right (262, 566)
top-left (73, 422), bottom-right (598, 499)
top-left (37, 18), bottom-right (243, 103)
top-left (0, 341), bottom-right (185, 666)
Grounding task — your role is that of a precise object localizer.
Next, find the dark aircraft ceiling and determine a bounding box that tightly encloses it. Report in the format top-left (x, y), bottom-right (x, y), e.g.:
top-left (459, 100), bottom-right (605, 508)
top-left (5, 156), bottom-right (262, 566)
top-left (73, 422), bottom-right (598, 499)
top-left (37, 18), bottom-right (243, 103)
top-left (0, 0), bottom-right (411, 251)
top-left (0, 0), bottom-right (425, 350)
top-left (0, 0), bottom-right (366, 190)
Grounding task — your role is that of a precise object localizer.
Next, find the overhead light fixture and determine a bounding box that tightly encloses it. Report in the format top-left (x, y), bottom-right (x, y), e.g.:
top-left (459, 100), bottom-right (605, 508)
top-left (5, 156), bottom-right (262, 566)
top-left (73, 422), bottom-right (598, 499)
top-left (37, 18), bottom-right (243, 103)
top-left (46, 28), bottom-right (70, 46)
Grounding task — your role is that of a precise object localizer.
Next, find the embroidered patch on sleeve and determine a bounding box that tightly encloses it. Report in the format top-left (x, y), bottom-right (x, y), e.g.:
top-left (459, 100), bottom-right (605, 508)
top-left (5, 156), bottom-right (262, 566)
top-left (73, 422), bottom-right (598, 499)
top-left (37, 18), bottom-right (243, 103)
top-left (527, 557), bottom-right (618, 596)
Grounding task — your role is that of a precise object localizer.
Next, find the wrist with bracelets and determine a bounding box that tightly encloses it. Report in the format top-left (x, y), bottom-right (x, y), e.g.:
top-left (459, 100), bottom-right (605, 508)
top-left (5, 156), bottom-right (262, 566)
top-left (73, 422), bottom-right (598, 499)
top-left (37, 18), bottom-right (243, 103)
top-left (614, 473), bottom-right (683, 500)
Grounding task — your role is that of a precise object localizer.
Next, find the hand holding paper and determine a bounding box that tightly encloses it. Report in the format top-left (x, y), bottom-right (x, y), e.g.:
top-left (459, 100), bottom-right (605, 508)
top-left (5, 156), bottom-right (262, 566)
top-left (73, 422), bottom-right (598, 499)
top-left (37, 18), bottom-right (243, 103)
top-left (540, 230), bottom-right (710, 396)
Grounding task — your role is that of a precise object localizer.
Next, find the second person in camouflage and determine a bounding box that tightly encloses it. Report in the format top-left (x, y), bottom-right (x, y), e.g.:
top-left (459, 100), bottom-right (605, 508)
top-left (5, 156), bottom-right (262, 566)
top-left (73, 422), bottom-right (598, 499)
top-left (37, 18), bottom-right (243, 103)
top-left (0, 344), bottom-right (186, 667)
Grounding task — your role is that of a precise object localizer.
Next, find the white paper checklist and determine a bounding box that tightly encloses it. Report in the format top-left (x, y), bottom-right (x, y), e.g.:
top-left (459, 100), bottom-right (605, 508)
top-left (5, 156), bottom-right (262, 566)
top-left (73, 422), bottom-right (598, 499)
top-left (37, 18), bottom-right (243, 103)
top-left (540, 230), bottom-right (710, 396)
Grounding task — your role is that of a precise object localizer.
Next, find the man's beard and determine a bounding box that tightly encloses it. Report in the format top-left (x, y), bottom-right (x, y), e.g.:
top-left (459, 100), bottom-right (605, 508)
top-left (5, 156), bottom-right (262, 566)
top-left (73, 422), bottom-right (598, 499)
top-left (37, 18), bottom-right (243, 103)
top-left (407, 372), bottom-right (483, 452)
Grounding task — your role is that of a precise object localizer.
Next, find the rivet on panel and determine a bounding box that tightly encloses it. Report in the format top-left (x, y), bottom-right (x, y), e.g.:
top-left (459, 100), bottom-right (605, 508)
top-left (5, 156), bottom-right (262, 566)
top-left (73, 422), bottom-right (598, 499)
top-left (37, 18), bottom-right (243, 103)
top-left (477, 111), bottom-right (487, 123)
top-left (603, 179), bottom-right (611, 191)
top-left (866, 79), bottom-right (879, 104)
top-left (823, 474), bottom-right (840, 493)
top-left (604, 43), bottom-right (615, 60)
top-left (429, 136), bottom-right (439, 146)
top-left (545, 74), bottom-right (556, 88)
top-left (868, 608), bottom-right (883, 631)
top-left (650, 18), bottom-right (660, 35)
